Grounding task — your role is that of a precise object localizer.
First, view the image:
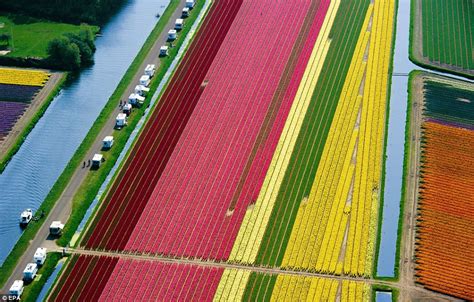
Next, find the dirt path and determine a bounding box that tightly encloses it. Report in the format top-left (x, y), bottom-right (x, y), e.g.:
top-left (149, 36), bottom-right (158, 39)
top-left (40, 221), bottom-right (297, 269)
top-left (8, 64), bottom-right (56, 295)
top-left (0, 0), bottom-right (187, 294)
top-left (0, 72), bottom-right (64, 160)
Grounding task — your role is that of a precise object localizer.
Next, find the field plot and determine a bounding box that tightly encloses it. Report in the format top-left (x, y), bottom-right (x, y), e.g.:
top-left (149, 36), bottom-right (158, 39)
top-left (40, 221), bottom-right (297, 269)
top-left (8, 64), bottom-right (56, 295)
top-left (50, 255), bottom-right (374, 301)
top-left (55, 0), bottom-right (397, 299)
top-left (0, 67), bottom-right (50, 140)
top-left (411, 0), bottom-right (473, 77)
top-left (48, 255), bottom-right (224, 301)
top-left (228, 0), bottom-right (395, 279)
top-left (413, 74), bottom-right (474, 300)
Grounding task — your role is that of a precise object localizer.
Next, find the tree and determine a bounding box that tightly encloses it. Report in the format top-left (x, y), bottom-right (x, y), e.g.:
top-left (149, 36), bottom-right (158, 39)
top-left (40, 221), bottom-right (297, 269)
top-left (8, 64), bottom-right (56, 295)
top-left (47, 37), bottom-right (81, 70)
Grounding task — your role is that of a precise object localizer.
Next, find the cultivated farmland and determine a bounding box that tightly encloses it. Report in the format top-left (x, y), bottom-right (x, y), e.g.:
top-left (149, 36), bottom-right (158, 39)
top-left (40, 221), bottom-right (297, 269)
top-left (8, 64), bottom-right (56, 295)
top-left (412, 74), bottom-right (474, 301)
top-left (411, 0), bottom-right (473, 77)
top-left (51, 0), bottom-right (398, 300)
top-left (0, 67), bottom-right (51, 141)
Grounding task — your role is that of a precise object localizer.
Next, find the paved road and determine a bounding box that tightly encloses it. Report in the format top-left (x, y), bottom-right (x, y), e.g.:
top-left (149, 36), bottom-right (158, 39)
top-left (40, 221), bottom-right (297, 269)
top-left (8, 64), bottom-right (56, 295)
top-left (0, 0), bottom-right (187, 294)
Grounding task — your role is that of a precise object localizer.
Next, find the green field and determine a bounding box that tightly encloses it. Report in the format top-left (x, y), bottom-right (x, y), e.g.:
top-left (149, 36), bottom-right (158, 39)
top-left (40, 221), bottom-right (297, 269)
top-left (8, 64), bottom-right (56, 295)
top-left (0, 14), bottom-right (98, 58)
top-left (254, 0), bottom-right (370, 267)
top-left (418, 0), bottom-right (473, 74)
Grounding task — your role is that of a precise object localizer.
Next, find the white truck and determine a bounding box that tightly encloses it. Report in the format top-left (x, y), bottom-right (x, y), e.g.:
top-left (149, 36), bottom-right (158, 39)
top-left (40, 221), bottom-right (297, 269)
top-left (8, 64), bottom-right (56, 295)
top-left (9, 280), bottom-right (24, 298)
top-left (128, 93), bottom-right (145, 106)
top-left (34, 247), bottom-right (47, 266)
top-left (186, 0), bottom-right (195, 8)
top-left (102, 136), bottom-right (114, 149)
top-left (49, 221), bottom-right (64, 236)
top-left (139, 75), bottom-right (151, 87)
top-left (167, 29), bottom-right (177, 41)
top-left (175, 18), bottom-right (184, 30)
top-left (159, 45), bottom-right (169, 57)
top-left (135, 84), bottom-right (150, 96)
top-left (23, 263), bottom-right (38, 281)
top-left (182, 7), bottom-right (190, 18)
top-left (116, 113), bottom-right (128, 128)
top-left (144, 64), bottom-right (155, 77)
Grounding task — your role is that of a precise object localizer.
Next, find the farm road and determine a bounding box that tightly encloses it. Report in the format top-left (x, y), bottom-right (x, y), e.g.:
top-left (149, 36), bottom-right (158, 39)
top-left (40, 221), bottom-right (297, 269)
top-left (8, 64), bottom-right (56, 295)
top-left (0, 0), bottom-right (187, 294)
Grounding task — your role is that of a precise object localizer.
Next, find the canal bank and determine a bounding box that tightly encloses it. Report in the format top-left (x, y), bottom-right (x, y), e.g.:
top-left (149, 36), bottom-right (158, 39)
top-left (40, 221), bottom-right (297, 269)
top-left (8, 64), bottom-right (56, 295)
top-left (0, 0), bottom-right (171, 264)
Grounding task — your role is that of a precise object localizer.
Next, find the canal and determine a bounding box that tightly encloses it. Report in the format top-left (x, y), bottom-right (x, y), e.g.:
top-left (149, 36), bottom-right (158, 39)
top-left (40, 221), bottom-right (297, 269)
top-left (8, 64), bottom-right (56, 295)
top-left (0, 0), bottom-right (170, 264)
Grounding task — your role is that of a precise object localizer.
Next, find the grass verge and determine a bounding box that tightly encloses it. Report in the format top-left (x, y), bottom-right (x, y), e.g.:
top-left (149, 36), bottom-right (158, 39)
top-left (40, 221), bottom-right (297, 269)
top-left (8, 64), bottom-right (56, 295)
top-left (0, 0), bottom-right (181, 289)
top-left (0, 73), bottom-right (67, 173)
top-left (20, 252), bottom-right (63, 302)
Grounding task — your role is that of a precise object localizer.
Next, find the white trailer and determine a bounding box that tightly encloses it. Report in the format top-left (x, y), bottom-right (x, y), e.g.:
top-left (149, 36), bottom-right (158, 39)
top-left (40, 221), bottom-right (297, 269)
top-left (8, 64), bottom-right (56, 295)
top-left (49, 221), bottom-right (64, 236)
top-left (116, 113), bottom-right (128, 128)
top-left (185, 0), bottom-right (195, 8)
top-left (19, 209), bottom-right (33, 226)
top-left (92, 154), bottom-right (103, 168)
top-left (144, 64), bottom-right (156, 77)
top-left (128, 93), bottom-right (145, 106)
top-left (23, 263), bottom-right (38, 281)
top-left (168, 29), bottom-right (177, 41)
top-left (123, 103), bottom-right (132, 115)
top-left (139, 75), bottom-right (151, 87)
top-left (159, 45), bottom-right (169, 57)
top-left (135, 84), bottom-right (150, 96)
top-left (102, 136), bottom-right (114, 149)
top-left (182, 7), bottom-right (190, 17)
top-left (34, 247), bottom-right (47, 266)
top-left (9, 280), bottom-right (24, 297)
top-left (175, 18), bottom-right (184, 30)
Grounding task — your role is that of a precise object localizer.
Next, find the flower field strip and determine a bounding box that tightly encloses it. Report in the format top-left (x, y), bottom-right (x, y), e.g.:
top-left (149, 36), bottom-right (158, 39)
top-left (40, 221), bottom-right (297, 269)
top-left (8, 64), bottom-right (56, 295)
top-left (228, 0), bottom-right (337, 265)
top-left (421, 0), bottom-right (473, 71)
top-left (82, 0), bottom-right (244, 250)
top-left (50, 256), bottom-right (224, 302)
top-left (213, 269), bottom-right (251, 301)
top-left (254, 0), bottom-right (371, 267)
top-left (280, 3), bottom-right (371, 276)
top-left (422, 79), bottom-right (474, 127)
top-left (48, 255), bottom-right (118, 302)
top-left (345, 0), bottom-right (395, 277)
top-left (0, 68), bottom-right (50, 87)
top-left (241, 272), bottom-right (277, 301)
top-left (0, 84), bottom-right (40, 103)
top-left (218, 0), bottom-right (328, 260)
top-left (415, 120), bottom-right (474, 301)
top-left (122, 0), bottom-right (312, 259)
top-left (98, 259), bottom-right (224, 301)
top-left (0, 101), bottom-right (28, 140)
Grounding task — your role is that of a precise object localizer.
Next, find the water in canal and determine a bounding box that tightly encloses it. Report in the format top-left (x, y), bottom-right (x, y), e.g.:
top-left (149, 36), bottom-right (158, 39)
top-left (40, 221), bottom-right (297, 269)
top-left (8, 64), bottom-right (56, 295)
top-left (0, 0), bottom-right (170, 264)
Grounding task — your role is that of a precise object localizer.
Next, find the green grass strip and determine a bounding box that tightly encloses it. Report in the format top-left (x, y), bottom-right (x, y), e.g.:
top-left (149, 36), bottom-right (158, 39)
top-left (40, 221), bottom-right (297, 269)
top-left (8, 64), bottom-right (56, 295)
top-left (242, 272), bottom-right (277, 302)
top-left (255, 0), bottom-right (370, 267)
top-left (0, 0), bottom-right (181, 288)
top-left (0, 73), bottom-right (67, 173)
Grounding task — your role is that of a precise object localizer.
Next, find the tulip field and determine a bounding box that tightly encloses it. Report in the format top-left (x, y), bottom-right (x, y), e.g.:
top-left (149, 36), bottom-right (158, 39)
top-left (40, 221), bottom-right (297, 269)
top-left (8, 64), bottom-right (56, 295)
top-left (415, 75), bottom-right (474, 301)
top-left (0, 68), bottom-right (50, 140)
top-left (51, 0), bottom-right (397, 300)
top-left (415, 0), bottom-right (473, 75)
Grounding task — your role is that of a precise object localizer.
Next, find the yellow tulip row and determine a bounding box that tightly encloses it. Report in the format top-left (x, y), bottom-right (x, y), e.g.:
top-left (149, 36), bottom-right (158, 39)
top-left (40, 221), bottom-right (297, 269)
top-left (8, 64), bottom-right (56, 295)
top-left (280, 4), bottom-right (373, 275)
top-left (213, 269), bottom-right (250, 302)
top-left (271, 275), bottom-right (339, 301)
top-left (227, 0), bottom-right (341, 265)
top-left (344, 0), bottom-right (395, 277)
top-left (0, 68), bottom-right (50, 86)
top-left (340, 280), bottom-right (371, 302)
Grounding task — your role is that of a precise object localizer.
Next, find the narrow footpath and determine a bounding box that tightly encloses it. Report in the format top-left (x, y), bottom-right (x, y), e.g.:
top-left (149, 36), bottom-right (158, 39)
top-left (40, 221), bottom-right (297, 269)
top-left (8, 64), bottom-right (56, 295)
top-left (0, 0), bottom-right (187, 294)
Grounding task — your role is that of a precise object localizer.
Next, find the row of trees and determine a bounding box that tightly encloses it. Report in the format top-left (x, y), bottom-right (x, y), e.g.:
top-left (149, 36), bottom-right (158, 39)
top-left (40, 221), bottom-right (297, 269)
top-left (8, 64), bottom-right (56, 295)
top-left (1, 0), bottom-right (128, 25)
top-left (47, 29), bottom-right (96, 70)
